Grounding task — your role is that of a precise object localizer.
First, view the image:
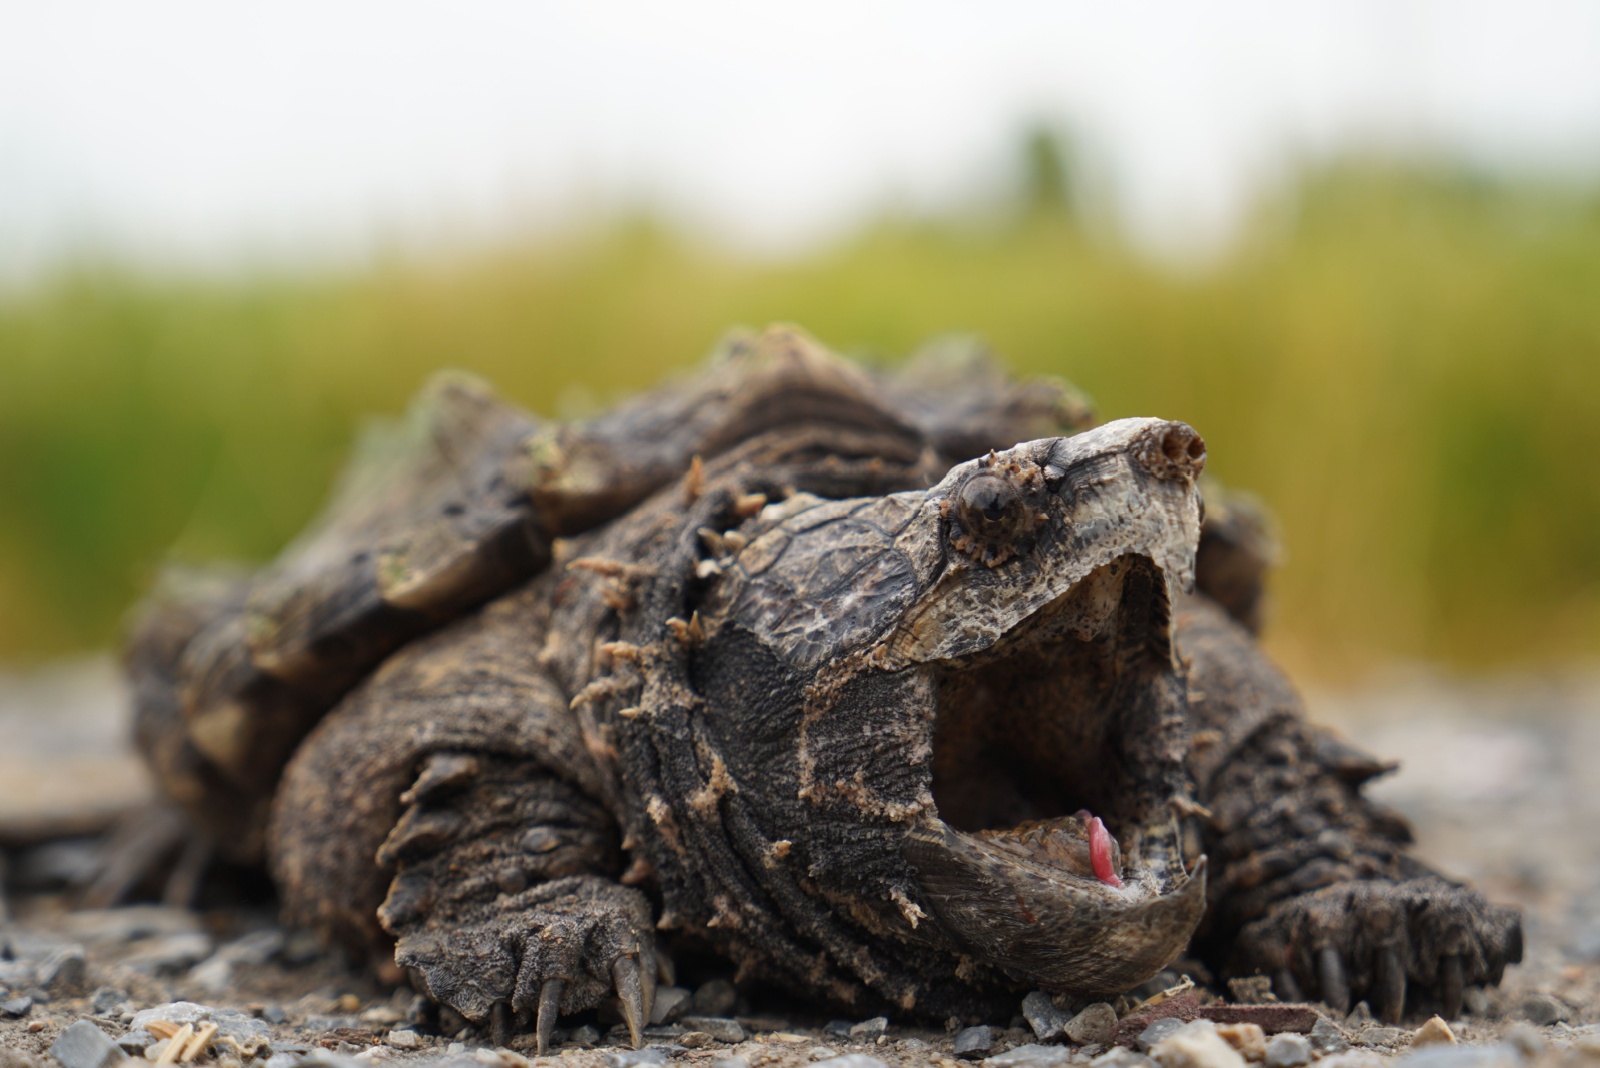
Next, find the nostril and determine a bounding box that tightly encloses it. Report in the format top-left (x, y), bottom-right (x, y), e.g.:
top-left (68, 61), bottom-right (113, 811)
top-left (1138, 422), bottom-right (1206, 480)
top-left (1161, 426), bottom-right (1205, 467)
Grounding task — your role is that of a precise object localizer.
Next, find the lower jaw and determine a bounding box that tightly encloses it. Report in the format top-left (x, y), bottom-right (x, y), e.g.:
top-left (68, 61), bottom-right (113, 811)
top-left (906, 815), bottom-right (1207, 994)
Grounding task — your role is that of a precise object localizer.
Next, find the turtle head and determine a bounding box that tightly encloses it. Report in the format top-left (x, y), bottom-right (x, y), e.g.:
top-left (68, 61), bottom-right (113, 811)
top-left (691, 418), bottom-right (1209, 1003)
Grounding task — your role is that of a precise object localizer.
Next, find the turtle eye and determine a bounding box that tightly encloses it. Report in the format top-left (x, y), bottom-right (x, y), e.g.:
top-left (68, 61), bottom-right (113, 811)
top-left (958, 474), bottom-right (1025, 536)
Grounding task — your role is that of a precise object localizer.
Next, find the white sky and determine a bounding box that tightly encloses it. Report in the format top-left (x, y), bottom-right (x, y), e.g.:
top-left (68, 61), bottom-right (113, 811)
top-left (3, 0), bottom-right (1599, 277)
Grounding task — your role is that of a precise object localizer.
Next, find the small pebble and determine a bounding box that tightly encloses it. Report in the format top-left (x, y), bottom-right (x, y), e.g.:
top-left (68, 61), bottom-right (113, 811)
top-left (825, 1020), bottom-right (855, 1037)
top-left (1214, 1023), bottom-right (1265, 1061)
top-left (1137, 1019), bottom-right (1186, 1053)
top-left (810, 1046), bottom-right (841, 1060)
top-left (1309, 1018), bottom-right (1350, 1056)
top-left (1090, 1050), bottom-right (1157, 1068)
top-left (1412, 1016), bottom-right (1456, 1048)
top-left (263, 1005), bottom-right (290, 1025)
top-left (1, 995), bottom-right (33, 1016)
top-left (850, 1017), bottom-right (889, 1040)
top-left (1023, 991), bottom-right (1074, 1042)
top-left (265, 1054), bottom-right (304, 1068)
top-left (1262, 1034), bottom-right (1310, 1068)
top-left (387, 1029), bottom-right (422, 1049)
top-left (606, 1049), bottom-right (671, 1068)
top-left (984, 1044), bottom-right (1075, 1068)
top-left (571, 1024), bottom-right (602, 1046)
top-left (649, 986), bottom-right (693, 1025)
top-left (49, 1019), bottom-right (123, 1068)
top-left (1149, 1020), bottom-right (1246, 1068)
top-left (1516, 993), bottom-right (1569, 1026)
top-left (681, 1016), bottom-right (747, 1043)
top-left (1353, 1027), bottom-right (1405, 1048)
top-left (1066, 1004), bottom-right (1118, 1046)
top-left (115, 1028), bottom-right (155, 1054)
top-left (680, 1032), bottom-right (712, 1049)
top-left (810, 1056), bottom-right (888, 1068)
top-left (39, 945), bottom-right (88, 990)
top-left (90, 987), bottom-right (127, 1015)
top-left (361, 1005), bottom-right (404, 1026)
top-left (955, 1025), bottom-right (994, 1059)
top-left (691, 979), bottom-right (738, 1017)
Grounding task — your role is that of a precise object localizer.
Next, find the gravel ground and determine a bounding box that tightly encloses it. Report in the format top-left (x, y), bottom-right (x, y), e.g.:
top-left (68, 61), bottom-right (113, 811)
top-left (1, 659), bottom-right (1597, 1068)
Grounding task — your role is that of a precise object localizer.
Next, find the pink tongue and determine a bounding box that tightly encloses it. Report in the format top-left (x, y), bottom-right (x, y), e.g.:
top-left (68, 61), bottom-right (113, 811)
top-left (1086, 814), bottom-right (1124, 888)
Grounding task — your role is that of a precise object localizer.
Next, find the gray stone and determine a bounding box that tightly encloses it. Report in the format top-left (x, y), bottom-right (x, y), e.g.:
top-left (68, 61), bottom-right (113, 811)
top-left (89, 987), bottom-right (126, 1014)
top-left (826, 1020), bottom-right (855, 1036)
top-left (1023, 991), bottom-right (1074, 1042)
top-left (1090, 1050), bottom-right (1156, 1068)
top-left (115, 1029), bottom-right (156, 1054)
top-left (810, 1047), bottom-right (841, 1060)
top-left (1516, 993), bottom-right (1570, 1026)
top-left (0, 995), bottom-right (32, 1016)
top-left (1065, 1004), bottom-right (1117, 1046)
top-left (128, 1001), bottom-right (271, 1045)
top-left (122, 932), bottom-right (213, 974)
top-left (1395, 1042), bottom-right (1522, 1068)
top-left (1345, 1003), bottom-right (1373, 1027)
top-left (648, 985), bottom-right (692, 1025)
top-left (265, 1054), bottom-right (304, 1068)
top-left (691, 978), bottom-right (738, 1017)
top-left (49, 1019), bottom-right (125, 1068)
top-left (811, 1057), bottom-right (888, 1068)
top-left (1354, 1026), bottom-right (1406, 1048)
top-left (984, 1043), bottom-right (1076, 1068)
top-left (680, 1016), bottom-right (746, 1043)
top-left (39, 944), bottom-right (88, 990)
top-left (263, 1004), bottom-right (290, 1024)
top-left (1263, 1033), bottom-right (1311, 1068)
top-left (850, 1017), bottom-right (889, 1040)
top-left (607, 1049), bottom-right (671, 1067)
top-left (1136, 1019), bottom-right (1185, 1053)
top-left (571, 1024), bottom-right (602, 1046)
top-left (1309, 1017), bottom-right (1350, 1056)
top-left (711, 1059), bottom-right (749, 1068)
top-left (955, 1025), bottom-right (993, 1059)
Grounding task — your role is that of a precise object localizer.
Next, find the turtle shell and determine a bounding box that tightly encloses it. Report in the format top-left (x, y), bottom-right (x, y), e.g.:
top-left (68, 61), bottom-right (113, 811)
top-left (125, 326), bottom-right (1094, 858)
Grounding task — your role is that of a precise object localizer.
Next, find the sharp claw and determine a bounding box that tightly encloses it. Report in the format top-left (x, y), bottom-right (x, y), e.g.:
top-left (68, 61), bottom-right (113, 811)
top-left (536, 978), bottom-right (564, 1056)
top-left (1438, 953), bottom-right (1464, 1020)
top-left (491, 1000), bottom-right (511, 1049)
top-left (1375, 947), bottom-right (1406, 1024)
top-left (1317, 946), bottom-right (1351, 1016)
top-left (639, 941), bottom-right (658, 1028)
top-left (614, 955), bottom-right (645, 1049)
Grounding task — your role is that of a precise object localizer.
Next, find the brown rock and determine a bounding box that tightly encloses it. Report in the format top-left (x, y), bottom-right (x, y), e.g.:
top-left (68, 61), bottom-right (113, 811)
top-left (1410, 1016), bottom-right (1455, 1048)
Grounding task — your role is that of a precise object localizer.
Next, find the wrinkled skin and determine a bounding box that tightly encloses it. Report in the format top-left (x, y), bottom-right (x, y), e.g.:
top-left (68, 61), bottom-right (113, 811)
top-left (125, 327), bottom-right (1521, 1049)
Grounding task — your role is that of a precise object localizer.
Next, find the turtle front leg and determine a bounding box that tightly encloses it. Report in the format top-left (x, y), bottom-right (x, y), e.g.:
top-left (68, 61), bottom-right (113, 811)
top-left (376, 752), bottom-right (657, 1052)
top-left (1178, 597), bottom-right (1521, 1022)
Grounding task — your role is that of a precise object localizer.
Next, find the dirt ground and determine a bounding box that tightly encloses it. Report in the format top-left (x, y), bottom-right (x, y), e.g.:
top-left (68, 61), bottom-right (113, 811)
top-left (1, 659), bottom-right (1597, 1067)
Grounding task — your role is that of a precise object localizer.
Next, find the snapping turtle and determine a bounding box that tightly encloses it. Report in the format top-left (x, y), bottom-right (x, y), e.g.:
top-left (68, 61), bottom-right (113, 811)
top-left (125, 326), bottom-right (1520, 1048)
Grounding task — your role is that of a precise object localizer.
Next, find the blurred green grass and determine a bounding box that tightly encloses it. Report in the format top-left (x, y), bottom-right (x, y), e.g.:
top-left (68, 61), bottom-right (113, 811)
top-left (2, 156), bottom-right (1597, 679)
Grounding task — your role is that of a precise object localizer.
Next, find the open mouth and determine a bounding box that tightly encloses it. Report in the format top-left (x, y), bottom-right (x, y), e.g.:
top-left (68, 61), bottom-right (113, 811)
top-left (928, 555), bottom-right (1172, 857)
top-left (890, 426), bottom-right (1211, 994)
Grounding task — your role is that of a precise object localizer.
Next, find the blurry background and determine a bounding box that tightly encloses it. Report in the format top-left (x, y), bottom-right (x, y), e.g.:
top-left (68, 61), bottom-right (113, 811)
top-left (2, 0), bottom-right (1598, 680)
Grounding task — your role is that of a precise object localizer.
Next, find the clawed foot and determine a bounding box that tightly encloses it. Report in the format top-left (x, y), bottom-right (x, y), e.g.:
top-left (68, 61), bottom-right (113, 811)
top-left (1234, 876), bottom-right (1522, 1022)
top-left (385, 874), bottom-right (658, 1052)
